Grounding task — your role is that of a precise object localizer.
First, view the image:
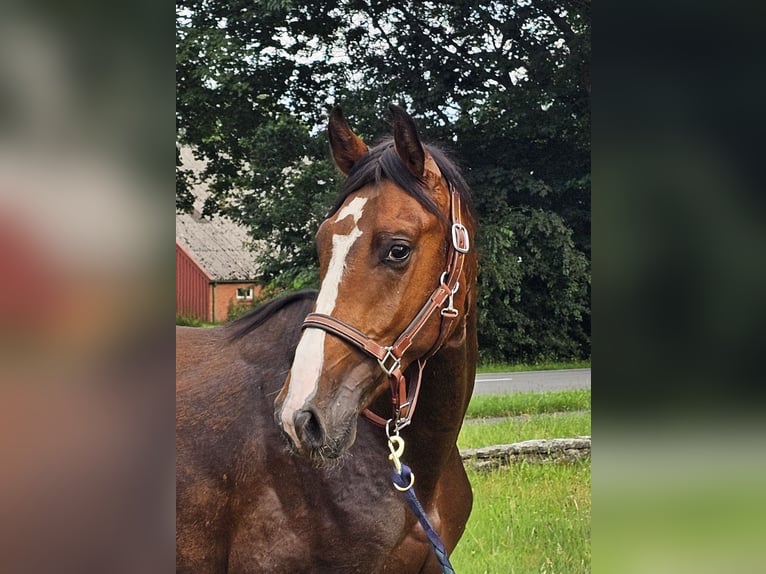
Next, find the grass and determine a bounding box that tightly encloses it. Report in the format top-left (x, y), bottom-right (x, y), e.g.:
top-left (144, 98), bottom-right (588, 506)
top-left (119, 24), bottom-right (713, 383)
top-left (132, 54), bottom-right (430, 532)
top-left (450, 389), bottom-right (591, 573)
top-left (477, 359), bottom-right (590, 374)
top-left (466, 389), bottom-right (591, 419)
top-left (451, 462), bottom-right (591, 574)
top-left (459, 411), bottom-right (591, 450)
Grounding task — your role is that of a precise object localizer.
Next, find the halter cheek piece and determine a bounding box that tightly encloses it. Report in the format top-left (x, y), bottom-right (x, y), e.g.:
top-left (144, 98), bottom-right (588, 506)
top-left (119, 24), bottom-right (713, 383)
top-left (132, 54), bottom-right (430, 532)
top-left (301, 186), bottom-right (470, 433)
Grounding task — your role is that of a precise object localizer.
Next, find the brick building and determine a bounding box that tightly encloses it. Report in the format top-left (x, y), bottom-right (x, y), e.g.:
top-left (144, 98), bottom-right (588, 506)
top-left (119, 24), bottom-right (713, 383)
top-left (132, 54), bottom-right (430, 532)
top-left (176, 148), bottom-right (262, 323)
top-left (176, 209), bottom-right (263, 323)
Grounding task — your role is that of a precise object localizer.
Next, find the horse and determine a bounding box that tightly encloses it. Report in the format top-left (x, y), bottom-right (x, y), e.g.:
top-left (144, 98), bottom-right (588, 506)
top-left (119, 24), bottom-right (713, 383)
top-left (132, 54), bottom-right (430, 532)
top-left (176, 104), bottom-right (478, 573)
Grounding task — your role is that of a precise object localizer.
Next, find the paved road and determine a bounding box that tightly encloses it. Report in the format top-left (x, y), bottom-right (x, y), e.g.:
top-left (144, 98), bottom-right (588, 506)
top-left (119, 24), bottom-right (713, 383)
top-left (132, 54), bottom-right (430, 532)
top-left (472, 368), bottom-right (591, 396)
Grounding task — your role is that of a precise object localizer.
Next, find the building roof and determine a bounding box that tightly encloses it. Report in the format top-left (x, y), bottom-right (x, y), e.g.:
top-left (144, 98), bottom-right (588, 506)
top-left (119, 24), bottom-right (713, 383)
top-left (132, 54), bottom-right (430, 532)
top-left (176, 211), bottom-right (262, 281)
top-left (176, 148), bottom-right (262, 282)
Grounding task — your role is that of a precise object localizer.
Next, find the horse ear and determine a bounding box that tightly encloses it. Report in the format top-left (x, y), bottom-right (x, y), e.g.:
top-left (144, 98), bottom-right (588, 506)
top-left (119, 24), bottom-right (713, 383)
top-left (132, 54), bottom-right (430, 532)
top-left (389, 103), bottom-right (425, 179)
top-left (328, 107), bottom-right (368, 175)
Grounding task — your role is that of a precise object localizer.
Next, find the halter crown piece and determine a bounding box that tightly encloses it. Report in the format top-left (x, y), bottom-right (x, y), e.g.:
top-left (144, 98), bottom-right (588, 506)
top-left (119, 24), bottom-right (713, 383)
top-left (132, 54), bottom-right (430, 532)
top-left (301, 185), bottom-right (469, 433)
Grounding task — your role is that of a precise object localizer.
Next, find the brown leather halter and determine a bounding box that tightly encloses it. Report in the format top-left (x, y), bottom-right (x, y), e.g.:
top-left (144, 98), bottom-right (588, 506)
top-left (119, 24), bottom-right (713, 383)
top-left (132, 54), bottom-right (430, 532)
top-left (301, 185), bottom-right (470, 433)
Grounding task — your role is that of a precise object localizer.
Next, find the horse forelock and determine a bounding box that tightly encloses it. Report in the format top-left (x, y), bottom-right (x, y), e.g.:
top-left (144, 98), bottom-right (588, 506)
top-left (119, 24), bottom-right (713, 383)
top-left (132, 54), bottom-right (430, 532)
top-left (327, 137), bottom-right (473, 224)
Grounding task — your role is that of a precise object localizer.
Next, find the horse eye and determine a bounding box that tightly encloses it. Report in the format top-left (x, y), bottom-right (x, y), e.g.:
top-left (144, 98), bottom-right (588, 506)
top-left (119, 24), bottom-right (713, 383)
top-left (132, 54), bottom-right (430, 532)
top-left (385, 244), bottom-right (411, 263)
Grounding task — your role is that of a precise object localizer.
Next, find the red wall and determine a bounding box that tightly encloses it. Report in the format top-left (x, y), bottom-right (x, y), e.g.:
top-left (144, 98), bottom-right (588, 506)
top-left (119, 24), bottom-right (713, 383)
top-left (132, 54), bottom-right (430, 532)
top-left (176, 244), bottom-right (210, 321)
top-left (210, 282), bottom-right (262, 324)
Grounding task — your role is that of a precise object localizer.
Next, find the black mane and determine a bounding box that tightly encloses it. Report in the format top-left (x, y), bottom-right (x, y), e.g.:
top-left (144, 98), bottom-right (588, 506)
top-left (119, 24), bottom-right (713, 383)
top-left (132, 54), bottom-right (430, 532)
top-left (327, 137), bottom-right (473, 221)
top-left (228, 289), bottom-right (318, 341)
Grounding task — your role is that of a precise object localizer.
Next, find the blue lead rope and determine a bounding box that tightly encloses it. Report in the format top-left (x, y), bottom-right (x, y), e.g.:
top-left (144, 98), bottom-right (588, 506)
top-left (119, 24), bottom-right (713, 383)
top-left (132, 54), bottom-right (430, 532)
top-left (391, 464), bottom-right (456, 574)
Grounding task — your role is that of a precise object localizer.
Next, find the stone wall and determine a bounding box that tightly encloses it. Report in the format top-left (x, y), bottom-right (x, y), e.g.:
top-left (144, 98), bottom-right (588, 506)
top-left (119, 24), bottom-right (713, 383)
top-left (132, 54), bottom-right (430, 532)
top-left (460, 436), bottom-right (591, 470)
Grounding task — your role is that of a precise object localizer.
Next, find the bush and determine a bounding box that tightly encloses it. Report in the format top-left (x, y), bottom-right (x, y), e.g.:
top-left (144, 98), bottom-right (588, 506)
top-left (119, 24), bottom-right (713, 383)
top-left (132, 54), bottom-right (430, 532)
top-left (227, 300), bottom-right (256, 321)
top-left (176, 314), bottom-right (203, 327)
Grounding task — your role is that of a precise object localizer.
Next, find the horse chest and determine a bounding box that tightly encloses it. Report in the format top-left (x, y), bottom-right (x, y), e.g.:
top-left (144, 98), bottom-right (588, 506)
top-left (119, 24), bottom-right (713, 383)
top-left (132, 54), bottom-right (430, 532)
top-left (227, 438), bottom-right (408, 573)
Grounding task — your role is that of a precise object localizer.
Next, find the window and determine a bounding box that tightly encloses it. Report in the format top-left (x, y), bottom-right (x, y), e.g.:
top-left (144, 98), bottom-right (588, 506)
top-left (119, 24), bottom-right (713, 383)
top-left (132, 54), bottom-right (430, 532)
top-left (236, 287), bottom-right (254, 301)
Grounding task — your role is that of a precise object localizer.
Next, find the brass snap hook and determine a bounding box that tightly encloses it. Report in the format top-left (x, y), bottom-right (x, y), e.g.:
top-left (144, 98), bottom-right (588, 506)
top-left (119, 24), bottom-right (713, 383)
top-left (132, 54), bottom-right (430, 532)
top-left (387, 435), bottom-right (405, 474)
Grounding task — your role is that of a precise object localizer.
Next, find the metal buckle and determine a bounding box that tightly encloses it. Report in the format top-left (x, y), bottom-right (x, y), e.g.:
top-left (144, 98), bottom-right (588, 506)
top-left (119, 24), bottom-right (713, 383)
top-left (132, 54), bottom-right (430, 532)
top-left (440, 280), bottom-right (460, 318)
top-left (378, 346), bottom-right (401, 376)
top-left (441, 307), bottom-right (459, 319)
top-left (451, 223), bottom-right (470, 254)
top-left (386, 415), bottom-right (411, 438)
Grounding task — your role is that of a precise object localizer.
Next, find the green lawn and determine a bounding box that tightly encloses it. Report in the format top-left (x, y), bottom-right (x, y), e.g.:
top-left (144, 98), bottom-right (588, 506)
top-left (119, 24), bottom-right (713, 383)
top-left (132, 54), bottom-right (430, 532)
top-left (466, 389), bottom-right (591, 419)
top-left (459, 411), bottom-right (591, 450)
top-left (450, 389), bottom-right (591, 573)
top-left (451, 461), bottom-right (591, 574)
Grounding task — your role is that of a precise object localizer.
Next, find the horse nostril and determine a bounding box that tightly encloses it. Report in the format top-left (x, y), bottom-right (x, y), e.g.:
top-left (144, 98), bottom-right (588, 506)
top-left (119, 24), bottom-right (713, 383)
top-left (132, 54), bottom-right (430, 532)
top-left (293, 408), bottom-right (325, 450)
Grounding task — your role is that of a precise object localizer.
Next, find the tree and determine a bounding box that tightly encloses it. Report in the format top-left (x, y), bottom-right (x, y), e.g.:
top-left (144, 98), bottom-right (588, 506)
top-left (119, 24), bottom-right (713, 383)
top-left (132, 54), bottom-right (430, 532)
top-left (176, 0), bottom-right (591, 362)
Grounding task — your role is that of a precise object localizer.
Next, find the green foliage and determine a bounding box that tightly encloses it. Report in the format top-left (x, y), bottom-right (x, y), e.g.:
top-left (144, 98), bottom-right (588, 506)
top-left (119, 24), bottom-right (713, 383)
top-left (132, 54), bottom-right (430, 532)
top-left (175, 314), bottom-right (203, 327)
top-left (226, 299), bottom-right (256, 322)
top-left (176, 0), bottom-right (591, 361)
top-left (252, 269), bottom-right (319, 305)
top-left (176, 145), bottom-right (195, 212)
top-left (477, 207), bottom-right (590, 363)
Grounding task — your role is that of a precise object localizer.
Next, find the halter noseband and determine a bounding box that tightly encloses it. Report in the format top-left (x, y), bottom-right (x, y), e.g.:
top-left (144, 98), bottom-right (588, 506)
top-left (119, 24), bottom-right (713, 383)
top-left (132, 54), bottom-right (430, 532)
top-left (301, 185), bottom-right (470, 433)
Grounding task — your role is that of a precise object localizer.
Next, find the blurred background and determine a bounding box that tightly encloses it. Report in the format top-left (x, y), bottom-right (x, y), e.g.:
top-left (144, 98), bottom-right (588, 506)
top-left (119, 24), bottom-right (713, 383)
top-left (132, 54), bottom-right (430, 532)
top-left (0, 0), bottom-right (174, 572)
top-left (595, 1), bottom-right (766, 572)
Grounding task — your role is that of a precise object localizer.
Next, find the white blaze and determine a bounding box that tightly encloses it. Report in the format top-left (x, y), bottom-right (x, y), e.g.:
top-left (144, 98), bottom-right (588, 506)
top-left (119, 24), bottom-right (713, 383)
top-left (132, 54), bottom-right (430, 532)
top-left (280, 196), bottom-right (368, 443)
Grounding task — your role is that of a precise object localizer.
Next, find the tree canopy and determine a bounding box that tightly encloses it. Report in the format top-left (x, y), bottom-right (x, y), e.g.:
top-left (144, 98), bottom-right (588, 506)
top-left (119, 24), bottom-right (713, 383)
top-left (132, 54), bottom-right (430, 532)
top-left (176, 0), bottom-right (590, 363)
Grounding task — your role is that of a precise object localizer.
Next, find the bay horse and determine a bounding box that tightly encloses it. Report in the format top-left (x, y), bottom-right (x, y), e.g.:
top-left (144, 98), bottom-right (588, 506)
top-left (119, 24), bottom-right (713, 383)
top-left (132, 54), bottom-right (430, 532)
top-left (176, 104), bottom-right (478, 573)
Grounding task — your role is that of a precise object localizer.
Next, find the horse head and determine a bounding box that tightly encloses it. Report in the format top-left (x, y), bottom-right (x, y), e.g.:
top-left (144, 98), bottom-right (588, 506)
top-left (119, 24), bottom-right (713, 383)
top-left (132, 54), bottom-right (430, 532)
top-left (274, 105), bottom-right (474, 462)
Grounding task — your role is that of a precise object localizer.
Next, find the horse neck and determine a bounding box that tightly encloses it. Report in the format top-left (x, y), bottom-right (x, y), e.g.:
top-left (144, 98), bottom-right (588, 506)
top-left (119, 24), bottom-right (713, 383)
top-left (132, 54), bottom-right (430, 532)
top-left (400, 299), bottom-right (477, 490)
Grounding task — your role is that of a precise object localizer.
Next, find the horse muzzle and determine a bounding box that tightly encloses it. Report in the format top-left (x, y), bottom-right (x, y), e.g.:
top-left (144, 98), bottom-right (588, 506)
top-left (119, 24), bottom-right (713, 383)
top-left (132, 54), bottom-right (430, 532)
top-left (274, 400), bottom-right (357, 462)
